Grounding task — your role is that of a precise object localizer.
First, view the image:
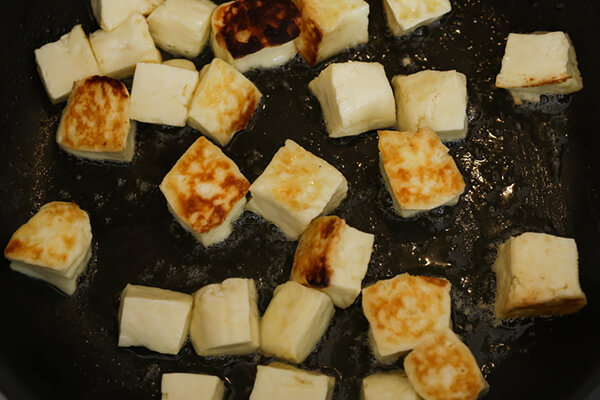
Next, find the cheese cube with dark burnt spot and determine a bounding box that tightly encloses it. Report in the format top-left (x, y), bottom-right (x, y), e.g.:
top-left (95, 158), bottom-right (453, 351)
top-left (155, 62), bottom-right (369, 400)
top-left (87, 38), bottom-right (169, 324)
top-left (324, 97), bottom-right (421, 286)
top-left (210, 0), bottom-right (301, 72)
top-left (361, 371), bottom-right (420, 400)
top-left (161, 373), bottom-right (225, 400)
top-left (188, 58), bottom-right (262, 146)
top-left (362, 274), bottom-right (451, 362)
top-left (291, 216), bottom-right (374, 308)
top-left (378, 128), bottom-right (465, 218)
top-left (159, 137), bottom-right (250, 246)
top-left (383, 0), bottom-right (451, 37)
top-left (250, 363), bottom-right (335, 400)
top-left (91, 0), bottom-right (164, 31)
top-left (4, 202), bottom-right (92, 295)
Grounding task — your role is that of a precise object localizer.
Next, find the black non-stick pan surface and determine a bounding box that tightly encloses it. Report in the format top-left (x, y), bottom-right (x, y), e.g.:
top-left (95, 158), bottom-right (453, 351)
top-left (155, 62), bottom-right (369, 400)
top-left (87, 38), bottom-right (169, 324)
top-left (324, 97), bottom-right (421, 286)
top-left (1, 1), bottom-right (600, 399)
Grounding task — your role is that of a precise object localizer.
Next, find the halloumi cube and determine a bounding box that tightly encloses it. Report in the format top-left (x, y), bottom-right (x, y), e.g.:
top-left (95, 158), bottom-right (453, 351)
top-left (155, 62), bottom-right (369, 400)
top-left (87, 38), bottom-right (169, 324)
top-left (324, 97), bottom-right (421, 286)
top-left (383, 0), bottom-right (451, 37)
top-left (159, 137), bottom-right (250, 246)
top-left (210, 0), bottom-right (301, 72)
top-left (247, 140), bottom-right (347, 240)
top-left (250, 363), bottom-right (335, 400)
top-left (404, 329), bottom-right (488, 400)
top-left (130, 62), bottom-right (199, 127)
top-left (392, 70), bottom-right (468, 141)
top-left (34, 25), bottom-right (100, 104)
top-left (260, 281), bottom-right (334, 364)
top-left (362, 274), bottom-right (451, 362)
top-left (163, 58), bottom-right (197, 71)
top-left (147, 0), bottom-right (216, 58)
top-left (309, 62), bottom-right (396, 138)
top-left (361, 371), bottom-right (420, 400)
top-left (492, 232), bottom-right (587, 319)
top-left (91, 0), bottom-right (164, 31)
top-left (495, 32), bottom-right (583, 104)
top-left (118, 284), bottom-right (193, 354)
top-left (89, 13), bottom-right (161, 79)
top-left (188, 58), bottom-right (262, 146)
top-left (4, 202), bottom-right (92, 296)
top-left (378, 128), bottom-right (465, 218)
top-left (290, 216), bottom-right (374, 308)
top-left (161, 373), bottom-right (225, 400)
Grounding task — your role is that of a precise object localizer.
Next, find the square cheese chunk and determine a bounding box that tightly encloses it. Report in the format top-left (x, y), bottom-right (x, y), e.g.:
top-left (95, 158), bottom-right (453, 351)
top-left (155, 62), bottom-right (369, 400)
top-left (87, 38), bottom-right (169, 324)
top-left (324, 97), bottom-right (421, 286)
top-left (247, 140), bottom-right (347, 240)
top-left (34, 25), bottom-right (100, 104)
top-left (161, 373), bottom-right (224, 400)
top-left (4, 202), bottom-right (92, 296)
top-left (383, 0), bottom-right (451, 37)
top-left (160, 137), bottom-right (250, 246)
top-left (309, 62), bottom-right (396, 138)
top-left (91, 0), bottom-right (164, 31)
top-left (294, 0), bottom-right (369, 66)
top-left (378, 128), bottom-right (465, 218)
top-left (495, 32), bottom-right (583, 104)
top-left (362, 274), bottom-right (451, 362)
top-left (190, 278), bottom-right (260, 356)
top-left (361, 371), bottom-right (420, 400)
top-left (250, 363), bottom-right (334, 400)
top-left (392, 70), bottom-right (468, 141)
top-left (118, 284), bottom-right (193, 354)
top-left (260, 281), bottom-right (334, 364)
top-left (188, 58), bottom-right (263, 146)
top-left (492, 232), bottom-right (587, 319)
top-left (291, 216), bottom-right (374, 308)
top-left (404, 329), bottom-right (488, 400)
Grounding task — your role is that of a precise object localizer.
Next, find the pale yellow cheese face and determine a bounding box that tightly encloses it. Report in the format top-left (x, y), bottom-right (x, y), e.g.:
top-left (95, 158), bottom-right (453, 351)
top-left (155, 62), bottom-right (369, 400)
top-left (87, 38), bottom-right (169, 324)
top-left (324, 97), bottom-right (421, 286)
top-left (161, 373), bottom-right (224, 400)
top-left (383, 0), bottom-right (451, 36)
top-left (163, 59), bottom-right (197, 71)
top-left (361, 371), bottom-right (420, 400)
top-left (250, 363), bottom-right (334, 400)
top-left (91, 0), bottom-right (164, 31)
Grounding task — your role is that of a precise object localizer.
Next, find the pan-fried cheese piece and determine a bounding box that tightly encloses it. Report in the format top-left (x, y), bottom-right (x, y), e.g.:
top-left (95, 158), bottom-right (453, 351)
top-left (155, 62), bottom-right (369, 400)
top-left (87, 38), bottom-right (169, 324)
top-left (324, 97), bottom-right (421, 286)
top-left (56, 76), bottom-right (135, 162)
top-left (361, 371), bottom-right (420, 400)
top-left (290, 216), bottom-right (374, 308)
top-left (161, 373), bottom-right (225, 400)
top-left (118, 284), bottom-right (193, 355)
top-left (163, 59), bottom-right (197, 71)
top-left (89, 13), bottom-right (161, 79)
top-left (4, 202), bottom-right (92, 296)
top-left (210, 0), bottom-right (301, 72)
top-left (362, 274), bottom-right (451, 362)
top-left (91, 0), bottom-right (164, 31)
top-left (383, 0), bottom-right (451, 37)
top-left (147, 0), bottom-right (216, 58)
top-left (250, 363), bottom-right (335, 400)
top-left (492, 232), bottom-right (587, 319)
top-left (260, 281), bottom-right (334, 364)
top-left (378, 129), bottom-right (465, 218)
top-left (188, 58), bottom-right (262, 146)
top-left (495, 32), bottom-right (583, 104)
top-left (34, 25), bottom-right (100, 104)
top-left (404, 329), bottom-right (488, 400)
top-left (392, 70), bottom-right (468, 141)
top-left (247, 140), bottom-right (347, 240)
top-left (190, 278), bottom-right (260, 356)
top-left (160, 137), bottom-right (250, 246)
top-left (309, 62), bottom-right (396, 138)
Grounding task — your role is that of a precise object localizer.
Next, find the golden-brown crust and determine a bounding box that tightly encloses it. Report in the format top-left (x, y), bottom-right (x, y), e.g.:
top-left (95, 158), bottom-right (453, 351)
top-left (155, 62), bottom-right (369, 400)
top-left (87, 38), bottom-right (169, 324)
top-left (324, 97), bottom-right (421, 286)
top-left (501, 296), bottom-right (587, 319)
top-left (296, 17), bottom-right (322, 66)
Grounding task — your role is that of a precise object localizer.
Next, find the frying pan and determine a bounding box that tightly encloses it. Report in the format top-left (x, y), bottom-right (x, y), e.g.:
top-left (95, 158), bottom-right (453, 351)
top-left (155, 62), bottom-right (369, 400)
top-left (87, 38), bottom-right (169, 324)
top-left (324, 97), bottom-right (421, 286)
top-left (1, 1), bottom-right (599, 399)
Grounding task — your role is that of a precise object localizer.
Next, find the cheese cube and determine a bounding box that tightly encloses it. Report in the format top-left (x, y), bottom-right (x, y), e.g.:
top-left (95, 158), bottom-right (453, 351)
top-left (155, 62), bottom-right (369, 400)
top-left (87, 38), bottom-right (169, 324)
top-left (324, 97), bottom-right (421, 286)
top-left (159, 137), bottom-right (250, 246)
top-left (383, 0), bottom-right (451, 37)
top-left (290, 216), bottom-right (374, 308)
top-left (89, 13), bottom-right (161, 80)
top-left (492, 232), bottom-right (587, 319)
top-left (190, 278), bottom-right (260, 356)
top-left (34, 25), bottom-right (100, 104)
top-left (362, 274), bottom-right (451, 362)
top-left (188, 58), bottom-right (262, 146)
top-left (260, 281), bottom-right (334, 364)
top-left (161, 373), bottom-right (224, 400)
top-left (495, 32), bottom-right (583, 104)
top-left (91, 0), bottom-right (164, 31)
top-left (404, 329), bottom-right (488, 400)
top-left (309, 62), bottom-right (396, 138)
top-left (361, 371), bottom-right (420, 400)
top-left (250, 363), bottom-right (335, 400)
top-left (392, 70), bottom-right (468, 141)
top-left (210, 0), bottom-right (301, 72)
top-left (130, 62), bottom-right (199, 127)
top-left (118, 284), bottom-right (193, 354)
top-left (378, 128), bottom-right (465, 218)
top-left (147, 0), bottom-right (216, 58)
top-left (163, 59), bottom-right (197, 71)
top-left (294, 0), bottom-right (370, 66)
top-left (4, 202), bottom-right (92, 295)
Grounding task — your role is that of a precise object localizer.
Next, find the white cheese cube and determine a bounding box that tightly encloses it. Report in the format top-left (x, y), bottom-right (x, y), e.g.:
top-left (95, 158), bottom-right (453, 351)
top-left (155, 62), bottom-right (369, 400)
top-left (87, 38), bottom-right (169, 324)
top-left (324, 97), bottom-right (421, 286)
top-left (495, 32), bottom-right (583, 104)
top-left (89, 13), bottom-right (161, 80)
top-left (392, 70), bottom-right (468, 141)
top-left (247, 140), bottom-right (348, 240)
top-left (378, 128), bottom-right (465, 218)
top-left (260, 281), bottom-right (334, 364)
top-left (383, 0), bottom-right (451, 37)
top-left (91, 0), bottom-right (164, 31)
top-left (130, 62), bottom-right (199, 127)
top-left (163, 58), bottom-right (197, 71)
top-left (161, 373), bottom-right (224, 400)
top-left (492, 232), bottom-right (587, 319)
top-left (250, 363), bottom-right (335, 400)
top-left (34, 25), bottom-right (100, 104)
top-left (148, 0), bottom-right (216, 58)
top-left (118, 284), bottom-right (193, 354)
top-left (361, 371), bottom-right (420, 400)
top-left (4, 202), bottom-right (92, 295)
top-left (291, 216), bottom-right (374, 308)
top-left (188, 58), bottom-right (262, 146)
